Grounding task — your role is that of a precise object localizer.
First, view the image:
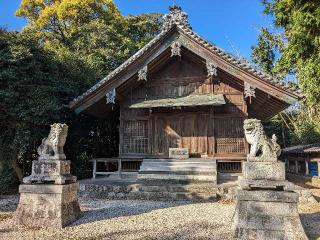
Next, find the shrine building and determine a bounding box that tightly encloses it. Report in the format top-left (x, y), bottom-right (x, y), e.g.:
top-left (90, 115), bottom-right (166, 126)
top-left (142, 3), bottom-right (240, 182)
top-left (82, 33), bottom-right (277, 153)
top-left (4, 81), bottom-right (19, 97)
top-left (70, 6), bottom-right (302, 188)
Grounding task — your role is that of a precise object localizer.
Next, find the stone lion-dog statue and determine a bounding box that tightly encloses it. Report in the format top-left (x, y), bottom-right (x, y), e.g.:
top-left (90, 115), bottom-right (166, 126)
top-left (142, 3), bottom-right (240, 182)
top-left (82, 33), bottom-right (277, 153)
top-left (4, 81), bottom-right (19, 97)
top-left (243, 119), bottom-right (281, 161)
top-left (37, 123), bottom-right (68, 160)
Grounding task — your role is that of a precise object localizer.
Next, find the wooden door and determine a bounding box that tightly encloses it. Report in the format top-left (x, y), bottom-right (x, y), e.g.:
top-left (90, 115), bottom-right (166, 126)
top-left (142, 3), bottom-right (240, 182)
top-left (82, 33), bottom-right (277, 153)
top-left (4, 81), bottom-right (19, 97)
top-left (153, 113), bottom-right (211, 157)
top-left (154, 116), bottom-right (167, 155)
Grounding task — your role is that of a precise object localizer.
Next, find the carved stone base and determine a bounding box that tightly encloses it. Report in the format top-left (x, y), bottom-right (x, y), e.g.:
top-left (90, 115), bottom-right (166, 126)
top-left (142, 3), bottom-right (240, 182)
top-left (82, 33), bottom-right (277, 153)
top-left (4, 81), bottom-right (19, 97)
top-left (23, 160), bottom-right (76, 184)
top-left (243, 161), bottom-right (285, 181)
top-left (233, 190), bottom-right (307, 240)
top-left (14, 183), bottom-right (81, 228)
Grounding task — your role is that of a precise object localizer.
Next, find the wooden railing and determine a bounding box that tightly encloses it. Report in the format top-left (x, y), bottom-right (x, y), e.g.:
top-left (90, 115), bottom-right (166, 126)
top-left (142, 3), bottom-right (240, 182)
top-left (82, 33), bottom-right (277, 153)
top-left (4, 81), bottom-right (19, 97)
top-left (90, 158), bottom-right (141, 179)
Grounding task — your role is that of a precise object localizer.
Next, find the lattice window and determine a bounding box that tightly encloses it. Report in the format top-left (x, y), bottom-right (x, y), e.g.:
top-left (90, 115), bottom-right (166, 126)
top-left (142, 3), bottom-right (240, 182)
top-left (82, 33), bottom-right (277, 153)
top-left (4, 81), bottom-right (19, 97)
top-left (216, 138), bottom-right (245, 153)
top-left (122, 120), bottom-right (148, 154)
top-left (215, 118), bottom-right (245, 153)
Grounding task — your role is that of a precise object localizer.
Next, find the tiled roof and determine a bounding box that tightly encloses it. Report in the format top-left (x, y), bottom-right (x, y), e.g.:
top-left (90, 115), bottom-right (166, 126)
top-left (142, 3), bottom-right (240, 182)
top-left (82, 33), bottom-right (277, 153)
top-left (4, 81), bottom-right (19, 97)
top-left (70, 6), bottom-right (303, 108)
top-left (282, 143), bottom-right (320, 154)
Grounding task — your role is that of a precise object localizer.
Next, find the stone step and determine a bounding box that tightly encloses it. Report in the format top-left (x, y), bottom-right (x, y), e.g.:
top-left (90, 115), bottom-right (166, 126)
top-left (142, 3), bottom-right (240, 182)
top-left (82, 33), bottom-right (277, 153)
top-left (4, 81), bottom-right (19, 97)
top-left (140, 166), bottom-right (216, 171)
top-left (138, 173), bottom-right (216, 182)
top-left (127, 191), bottom-right (216, 201)
top-left (135, 183), bottom-right (216, 194)
top-left (137, 179), bottom-right (217, 185)
top-left (139, 170), bottom-right (216, 175)
top-left (142, 158), bottom-right (217, 163)
top-left (142, 162), bottom-right (216, 167)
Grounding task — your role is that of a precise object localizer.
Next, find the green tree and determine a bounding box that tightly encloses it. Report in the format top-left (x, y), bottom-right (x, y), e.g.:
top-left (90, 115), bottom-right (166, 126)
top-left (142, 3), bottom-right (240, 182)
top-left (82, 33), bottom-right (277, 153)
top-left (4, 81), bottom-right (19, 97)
top-left (0, 1), bottom-right (161, 192)
top-left (16, 0), bottom-right (161, 79)
top-left (252, 0), bottom-right (320, 144)
top-left (253, 0), bottom-right (320, 105)
top-left (0, 29), bottom-right (88, 188)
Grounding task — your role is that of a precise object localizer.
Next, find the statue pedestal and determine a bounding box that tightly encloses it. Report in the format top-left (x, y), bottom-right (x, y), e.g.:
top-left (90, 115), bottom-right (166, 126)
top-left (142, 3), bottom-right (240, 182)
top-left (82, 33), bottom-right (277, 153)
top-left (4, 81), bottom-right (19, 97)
top-left (14, 183), bottom-right (81, 228)
top-left (23, 159), bottom-right (77, 184)
top-left (16, 157), bottom-right (80, 228)
top-left (233, 190), bottom-right (307, 239)
top-left (243, 161), bottom-right (285, 181)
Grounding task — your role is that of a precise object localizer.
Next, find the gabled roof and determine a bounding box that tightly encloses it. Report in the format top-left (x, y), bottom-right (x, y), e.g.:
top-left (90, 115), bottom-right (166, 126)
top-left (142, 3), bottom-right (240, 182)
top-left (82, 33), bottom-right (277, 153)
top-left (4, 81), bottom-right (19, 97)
top-left (69, 5), bottom-right (303, 113)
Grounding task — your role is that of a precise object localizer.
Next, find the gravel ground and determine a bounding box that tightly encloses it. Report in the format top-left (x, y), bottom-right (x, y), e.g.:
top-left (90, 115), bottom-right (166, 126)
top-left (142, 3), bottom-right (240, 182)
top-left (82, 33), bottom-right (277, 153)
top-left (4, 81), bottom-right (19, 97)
top-left (0, 195), bottom-right (320, 240)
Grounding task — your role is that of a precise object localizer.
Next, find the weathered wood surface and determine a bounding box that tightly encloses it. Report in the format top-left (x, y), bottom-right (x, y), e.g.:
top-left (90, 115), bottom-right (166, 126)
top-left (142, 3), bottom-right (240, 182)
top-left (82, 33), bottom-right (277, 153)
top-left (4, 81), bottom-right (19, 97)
top-left (119, 55), bottom-right (247, 158)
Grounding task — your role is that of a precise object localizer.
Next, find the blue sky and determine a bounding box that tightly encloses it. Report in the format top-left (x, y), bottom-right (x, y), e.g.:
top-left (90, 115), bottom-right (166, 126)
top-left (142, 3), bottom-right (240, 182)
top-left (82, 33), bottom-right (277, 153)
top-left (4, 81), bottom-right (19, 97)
top-left (0, 0), bottom-right (272, 60)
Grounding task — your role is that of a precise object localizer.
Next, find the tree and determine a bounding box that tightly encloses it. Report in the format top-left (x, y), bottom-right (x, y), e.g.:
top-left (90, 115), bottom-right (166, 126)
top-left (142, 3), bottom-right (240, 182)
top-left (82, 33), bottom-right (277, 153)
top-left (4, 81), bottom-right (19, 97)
top-left (0, 29), bottom-right (88, 187)
top-left (0, 1), bottom-right (161, 192)
top-left (252, 0), bottom-right (320, 106)
top-left (252, 0), bottom-right (320, 144)
top-left (16, 0), bottom-right (122, 45)
top-left (251, 28), bottom-right (284, 77)
top-left (16, 0), bottom-right (161, 80)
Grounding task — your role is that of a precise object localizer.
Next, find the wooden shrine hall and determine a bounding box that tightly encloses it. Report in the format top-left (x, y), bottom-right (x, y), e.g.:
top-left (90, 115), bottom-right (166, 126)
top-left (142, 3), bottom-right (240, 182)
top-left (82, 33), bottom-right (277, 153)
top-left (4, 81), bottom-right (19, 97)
top-left (70, 6), bottom-right (302, 190)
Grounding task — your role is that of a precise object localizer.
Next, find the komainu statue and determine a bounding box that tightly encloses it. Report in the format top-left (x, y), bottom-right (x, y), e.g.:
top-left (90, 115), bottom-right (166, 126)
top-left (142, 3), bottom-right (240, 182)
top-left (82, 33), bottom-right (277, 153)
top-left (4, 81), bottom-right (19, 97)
top-left (37, 123), bottom-right (68, 160)
top-left (233, 120), bottom-right (307, 240)
top-left (23, 123), bottom-right (75, 184)
top-left (243, 118), bottom-right (281, 161)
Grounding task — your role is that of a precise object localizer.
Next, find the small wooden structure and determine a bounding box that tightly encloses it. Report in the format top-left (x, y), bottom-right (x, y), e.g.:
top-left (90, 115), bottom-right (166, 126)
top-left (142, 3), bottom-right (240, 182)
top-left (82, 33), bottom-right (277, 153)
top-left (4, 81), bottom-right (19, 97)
top-left (70, 6), bottom-right (302, 175)
top-left (282, 143), bottom-right (320, 176)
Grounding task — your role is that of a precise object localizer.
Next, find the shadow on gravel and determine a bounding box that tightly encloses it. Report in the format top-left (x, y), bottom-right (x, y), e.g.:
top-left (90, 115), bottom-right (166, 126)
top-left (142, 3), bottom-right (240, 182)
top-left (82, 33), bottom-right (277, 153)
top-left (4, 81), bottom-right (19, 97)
top-left (300, 212), bottom-right (320, 240)
top-left (86, 221), bottom-right (231, 240)
top-left (71, 200), bottom-right (193, 226)
top-left (0, 195), bottom-right (19, 213)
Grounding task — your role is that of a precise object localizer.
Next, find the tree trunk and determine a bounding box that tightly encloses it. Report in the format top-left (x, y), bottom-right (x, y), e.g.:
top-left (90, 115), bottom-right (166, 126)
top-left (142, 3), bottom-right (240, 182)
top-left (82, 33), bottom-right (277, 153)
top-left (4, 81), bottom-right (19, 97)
top-left (12, 158), bottom-right (23, 182)
top-left (11, 147), bottom-right (23, 182)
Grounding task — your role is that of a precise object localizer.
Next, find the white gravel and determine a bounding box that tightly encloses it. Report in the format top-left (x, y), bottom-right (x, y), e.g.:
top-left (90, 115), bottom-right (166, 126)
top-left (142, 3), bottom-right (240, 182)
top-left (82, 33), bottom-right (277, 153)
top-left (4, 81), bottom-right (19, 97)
top-left (0, 195), bottom-right (319, 239)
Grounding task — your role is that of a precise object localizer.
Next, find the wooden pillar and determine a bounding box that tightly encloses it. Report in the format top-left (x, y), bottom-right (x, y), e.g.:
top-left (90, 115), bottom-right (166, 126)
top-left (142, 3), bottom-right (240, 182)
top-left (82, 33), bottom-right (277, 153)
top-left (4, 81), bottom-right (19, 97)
top-left (118, 158), bottom-right (122, 178)
top-left (92, 159), bottom-right (97, 179)
top-left (242, 94), bottom-right (249, 156)
top-left (317, 161), bottom-right (320, 177)
top-left (305, 161), bottom-right (309, 176)
top-left (295, 160), bottom-right (299, 174)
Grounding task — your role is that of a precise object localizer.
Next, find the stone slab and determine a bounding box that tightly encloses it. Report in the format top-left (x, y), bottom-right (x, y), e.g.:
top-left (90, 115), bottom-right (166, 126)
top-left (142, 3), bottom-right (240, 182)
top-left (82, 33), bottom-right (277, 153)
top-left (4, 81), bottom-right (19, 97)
top-left (15, 183), bottom-right (81, 228)
top-left (19, 182), bottom-right (78, 194)
top-left (239, 179), bottom-right (294, 191)
top-left (32, 160), bottom-right (70, 175)
top-left (236, 189), bottom-right (299, 203)
top-left (233, 190), bottom-right (307, 240)
top-left (168, 148), bottom-right (189, 159)
top-left (243, 161), bottom-right (285, 181)
top-left (23, 159), bottom-right (76, 184)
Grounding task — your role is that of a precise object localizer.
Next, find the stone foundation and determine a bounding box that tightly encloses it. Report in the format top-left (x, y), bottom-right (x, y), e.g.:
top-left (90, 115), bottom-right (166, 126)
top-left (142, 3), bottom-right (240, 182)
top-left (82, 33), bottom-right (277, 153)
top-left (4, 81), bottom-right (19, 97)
top-left (233, 190), bottom-right (308, 240)
top-left (15, 183), bottom-right (81, 228)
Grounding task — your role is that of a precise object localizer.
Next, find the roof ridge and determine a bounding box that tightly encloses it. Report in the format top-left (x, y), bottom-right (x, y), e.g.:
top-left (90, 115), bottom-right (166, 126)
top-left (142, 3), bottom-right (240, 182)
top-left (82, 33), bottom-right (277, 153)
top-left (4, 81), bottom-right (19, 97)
top-left (70, 6), bottom-right (303, 107)
top-left (177, 25), bottom-right (303, 96)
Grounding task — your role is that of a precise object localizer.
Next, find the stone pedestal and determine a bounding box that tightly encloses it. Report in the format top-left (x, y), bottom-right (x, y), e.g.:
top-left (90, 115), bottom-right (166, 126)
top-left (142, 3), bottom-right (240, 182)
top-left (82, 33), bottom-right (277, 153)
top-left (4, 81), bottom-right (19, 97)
top-left (233, 190), bottom-right (308, 240)
top-left (240, 161), bottom-right (294, 191)
top-left (243, 161), bottom-right (285, 181)
top-left (14, 183), bottom-right (81, 228)
top-left (23, 159), bottom-right (77, 184)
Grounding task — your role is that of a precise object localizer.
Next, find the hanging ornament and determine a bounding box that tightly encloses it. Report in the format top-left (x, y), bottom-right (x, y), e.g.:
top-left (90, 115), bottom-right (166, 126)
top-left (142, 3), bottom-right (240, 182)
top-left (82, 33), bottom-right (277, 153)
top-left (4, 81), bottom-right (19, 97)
top-left (244, 82), bottom-right (256, 104)
top-left (206, 60), bottom-right (218, 77)
top-left (171, 41), bottom-right (181, 57)
top-left (138, 65), bottom-right (148, 81)
top-left (106, 88), bottom-right (116, 104)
